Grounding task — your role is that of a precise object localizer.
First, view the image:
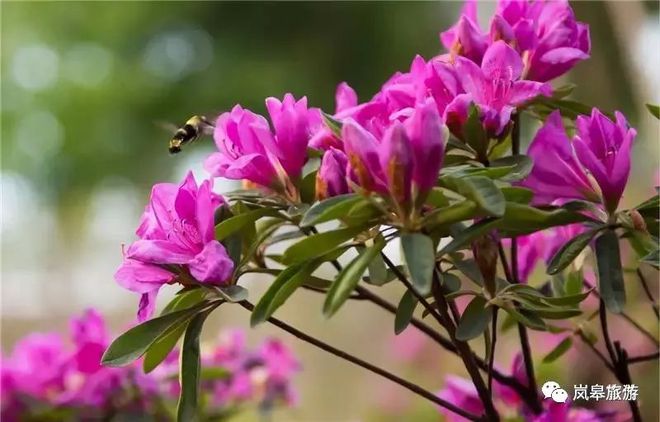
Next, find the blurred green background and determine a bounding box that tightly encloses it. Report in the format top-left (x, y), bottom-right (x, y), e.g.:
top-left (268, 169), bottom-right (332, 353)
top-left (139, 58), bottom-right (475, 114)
top-left (2, 1), bottom-right (659, 421)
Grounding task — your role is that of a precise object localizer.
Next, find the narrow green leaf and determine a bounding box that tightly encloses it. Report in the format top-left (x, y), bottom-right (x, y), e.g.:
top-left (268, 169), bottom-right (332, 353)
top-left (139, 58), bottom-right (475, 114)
top-left (501, 187), bottom-right (534, 204)
top-left (400, 233), bottom-right (436, 296)
top-left (646, 103), bottom-right (660, 119)
top-left (212, 285), bottom-right (249, 303)
top-left (177, 311), bottom-right (210, 422)
top-left (102, 302), bottom-right (211, 367)
top-left (542, 337), bottom-right (572, 363)
top-left (364, 235), bottom-right (389, 286)
top-left (463, 103), bottom-right (488, 157)
top-left (439, 219), bottom-right (501, 255)
top-left (504, 307), bottom-right (547, 331)
top-left (323, 112), bottom-right (343, 137)
top-left (300, 194), bottom-right (363, 227)
top-left (595, 230), bottom-right (626, 313)
top-left (547, 227), bottom-right (603, 275)
top-left (423, 200), bottom-right (479, 228)
top-left (451, 255), bottom-right (484, 286)
top-left (251, 263), bottom-right (316, 326)
top-left (640, 248), bottom-right (660, 269)
top-left (564, 270), bottom-right (584, 296)
top-left (541, 290), bottom-right (591, 307)
top-left (299, 170), bottom-right (318, 204)
top-left (215, 208), bottom-right (280, 241)
top-left (161, 288), bottom-right (207, 316)
top-left (456, 296), bottom-right (491, 341)
top-left (442, 176), bottom-right (506, 217)
top-left (282, 225), bottom-right (364, 264)
top-left (441, 272), bottom-right (462, 293)
top-left (143, 320), bottom-right (187, 374)
top-left (323, 237), bottom-right (386, 317)
top-left (394, 290), bottom-right (418, 334)
top-left (489, 155), bottom-right (534, 182)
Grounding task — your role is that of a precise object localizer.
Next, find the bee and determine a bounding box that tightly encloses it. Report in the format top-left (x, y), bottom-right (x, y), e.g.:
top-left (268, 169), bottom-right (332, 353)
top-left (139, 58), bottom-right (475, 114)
top-left (168, 115), bottom-right (214, 154)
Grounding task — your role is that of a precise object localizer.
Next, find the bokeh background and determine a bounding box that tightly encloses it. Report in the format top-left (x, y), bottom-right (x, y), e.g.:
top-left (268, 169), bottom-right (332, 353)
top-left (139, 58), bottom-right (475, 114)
top-left (2, 1), bottom-right (659, 420)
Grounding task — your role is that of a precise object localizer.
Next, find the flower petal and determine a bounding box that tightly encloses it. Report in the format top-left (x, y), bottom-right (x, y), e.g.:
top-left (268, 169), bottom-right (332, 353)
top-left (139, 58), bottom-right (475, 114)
top-left (188, 241), bottom-right (234, 284)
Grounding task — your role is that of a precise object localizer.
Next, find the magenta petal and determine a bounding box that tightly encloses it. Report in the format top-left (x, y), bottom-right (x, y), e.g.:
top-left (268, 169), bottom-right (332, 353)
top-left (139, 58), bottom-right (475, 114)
top-left (335, 82), bottom-right (358, 113)
top-left (481, 40), bottom-right (523, 81)
top-left (379, 122), bottom-right (413, 204)
top-left (509, 80), bottom-right (551, 106)
top-left (114, 258), bottom-right (175, 293)
top-left (195, 179), bottom-right (221, 243)
top-left (405, 98), bottom-right (446, 194)
top-left (342, 119), bottom-right (386, 192)
top-left (188, 241), bottom-right (234, 284)
top-left (317, 148), bottom-right (349, 200)
top-left (126, 239), bottom-right (193, 264)
top-left (138, 288), bottom-right (160, 322)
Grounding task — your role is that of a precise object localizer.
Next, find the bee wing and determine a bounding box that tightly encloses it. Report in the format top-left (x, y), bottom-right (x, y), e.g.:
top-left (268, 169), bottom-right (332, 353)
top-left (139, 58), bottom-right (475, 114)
top-left (155, 120), bottom-right (180, 134)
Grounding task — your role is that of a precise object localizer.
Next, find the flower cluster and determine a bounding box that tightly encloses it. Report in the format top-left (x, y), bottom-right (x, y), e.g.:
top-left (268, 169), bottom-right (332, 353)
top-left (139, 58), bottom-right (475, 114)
top-left (1, 310), bottom-right (299, 421)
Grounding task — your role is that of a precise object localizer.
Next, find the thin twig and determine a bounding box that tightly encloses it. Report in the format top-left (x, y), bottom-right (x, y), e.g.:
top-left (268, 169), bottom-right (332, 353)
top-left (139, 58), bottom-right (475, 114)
top-left (238, 300), bottom-right (482, 421)
top-left (636, 268), bottom-right (659, 320)
top-left (488, 309), bottom-right (498, 394)
top-left (628, 351), bottom-right (660, 364)
top-left (576, 331), bottom-right (615, 372)
top-left (499, 239), bottom-right (542, 414)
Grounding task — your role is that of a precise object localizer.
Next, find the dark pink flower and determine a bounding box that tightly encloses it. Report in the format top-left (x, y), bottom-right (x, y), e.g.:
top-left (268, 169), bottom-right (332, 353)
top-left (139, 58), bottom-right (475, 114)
top-left (115, 172), bottom-right (233, 321)
top-left (447, 41), bottom-right (551, 136)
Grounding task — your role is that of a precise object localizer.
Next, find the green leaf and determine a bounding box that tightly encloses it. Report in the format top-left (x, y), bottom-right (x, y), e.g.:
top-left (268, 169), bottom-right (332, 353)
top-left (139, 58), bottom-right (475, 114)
top-left (439, 219), bottom-right (501, 255)
top-left (441, 272), bottom-right (462, 293)
top-left (323, 112), bottom-right (343, 137)
top-left (451, 255), bottom-right (484, 286)
top-left (595, 230), bottom-right (626, 313)
top-left (498, 203), bottom-right (591, 236)
top-left (300, 194), bottom-right (364, 227)
top-left (161, 288), bottom-right (207, 315)
top-left (501, 187), bottom-right (534, 204)
top-left (364, 235), bottom-right (389, 286)
top-left (211, 285), bottom-right (249, 303)
top-left (400, 233), bottom-right (436, 296)
top-left (646, 103), bottom-right (660, 119)
top-left (299, 170), bottom-right (318, 204)
top-left (488, 155), bottom-right (534, 182)
top-left (423, 200), bottom-right (479, 229)
top-left (394, 290), bottom-right (418, 334)
top-left (456, 296), bottom-right (491, 341)
top-left (282, 225), bottom-right (364, 264)
top-left (547, 227), bottom-right (603, 275)
top-left (215, 208), bottom-right (281, 241)
top-left (463, 103), bottom-right (488, 158)
top-left (640, 248), bottom-right (660, 269)
top-left (564, 270), bottom-right (584, 296)
top-left (177, 311), bottom-right (210, 422)
top-left (441, 176), bottom-right (506, 217)
top-left (251, 263), bottom-right (317, 326)
top-left (102, 302), bottom-right (213, 367)
top-left (324, 236), bottom-right (386, 317)
top-left (504, 307), bottom-right (547, 331)
top-left (542, 337), bottom-right (572, 363)
top-left (143, 320), bottom-right (187, 374)
top-left (539, 291), bottom-right (591, 307)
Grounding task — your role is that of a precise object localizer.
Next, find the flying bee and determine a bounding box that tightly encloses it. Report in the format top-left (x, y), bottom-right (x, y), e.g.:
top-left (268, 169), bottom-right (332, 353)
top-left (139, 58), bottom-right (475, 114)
top-left (168, 115), bottom-right (214, 154)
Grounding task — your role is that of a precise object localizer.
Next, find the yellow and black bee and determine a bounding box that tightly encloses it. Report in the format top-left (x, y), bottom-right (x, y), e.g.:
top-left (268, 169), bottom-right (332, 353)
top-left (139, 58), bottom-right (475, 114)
top-left (168, 115), bottom-right (214, 154)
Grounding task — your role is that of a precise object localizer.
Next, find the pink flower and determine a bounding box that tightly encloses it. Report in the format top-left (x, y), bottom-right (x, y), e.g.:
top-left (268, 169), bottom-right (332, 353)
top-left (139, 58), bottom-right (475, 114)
top-left (437, 376), bottom-right (484, 422)
top-left (115, 172), bottom-right (233, 321)
top-left (440, 0), bottom-right (488, 64)
top-left (309, 83), bottom-right (358, 150)
top-left (343, 99), bottom-right (447, 209)
top-left (493, 0), bottom-right (591, 82)
top-left (315, 148), bottom-right (349, 200)
top-left (522, 109), bottom-right (636, 213)
top-left (446, 41), bottom-right (552, 137)
top-left (205, 94), bottom-right (317, 198)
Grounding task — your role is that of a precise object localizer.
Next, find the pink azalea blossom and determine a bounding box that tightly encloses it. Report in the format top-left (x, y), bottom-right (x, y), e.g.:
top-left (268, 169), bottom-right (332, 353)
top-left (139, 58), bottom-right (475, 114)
top-left (315, 147), bottom-right (350, 200)
top-left (446, 41), bottom-right (552, 137)
top-left (343, 98), bottom-right (447, 208)
top-left (205, 94), bottom-right (317, 198)
top-left (493, 0), bottom-right (591, 82)
top-left (115, 172), bottom-right (233, 321)
top-left (440, 0), bottom-right (488, 65)
top-left (522, 109), bottom-right (636, 214)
